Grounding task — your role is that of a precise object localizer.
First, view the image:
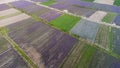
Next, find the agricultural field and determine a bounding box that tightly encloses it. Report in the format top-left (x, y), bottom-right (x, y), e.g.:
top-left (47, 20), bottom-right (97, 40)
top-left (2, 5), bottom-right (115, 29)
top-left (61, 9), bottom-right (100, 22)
top-left (113, 14), bottom-right (120, 26)
top-left (0, 4), bottom-right (10, 11)
top-left (7, 18), bottom-right (78, 68)
top-left (112, 27), bottom-right (120, 55)
top-left (70, 19), bottom-right (100, 42)
top-left (10, 1), bottom-right (62, 21)
top-left (0, 8), bottom-right (21, 20)
top-left (81, 0), bottom-right (95, 2)
top-left (49, 14), bottom-right (81, 32)
top-left (60, 41), bottom-right (96, 68)
top-left (0, 48), bottom-right (29, 68)
top-left (94, 25), bottom-right (111, 50)
top-left (40, 0), bottom-right (56, 6)
top-left (0, 36), bottom-right (11, 54)
top-left (0, 0), bottom-right (120, 68)
top-left (0, 13), bottom-right (30, 27)
top-left (102, 12), bottom-right (116, 23)
top-left (50, 2), bottom-right (97, 17)
top-left (67, 0), bottom-right (120, 14)
top-left (114, 0), bottom-right (120, 6)
top-left (88, 50), bottom-right (120, 68)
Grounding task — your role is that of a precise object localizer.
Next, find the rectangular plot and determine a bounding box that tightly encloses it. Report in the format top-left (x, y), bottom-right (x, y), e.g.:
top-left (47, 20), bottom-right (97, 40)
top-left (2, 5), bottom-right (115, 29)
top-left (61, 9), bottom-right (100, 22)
top-left (0, 8), bottom-right (21, 20)
top-left (113, 15), bottom-right (120, 26)
top-left (102, 12), bottom-right (116, 23)
top-left (112, 27), bottom-right (120, 55)
top-left (95, 25), bottom-right (111, 49)
top-left (88, 50), bottom-right (120, 68)
top-left (0, 13), bottom-right (30, 27)
top-left (68, 0), bottom-right (120, 13)
top-left (0, 8), bottom-right (20, 17)
top-left (0, 49), bottom-right (29, 68)
top-left (10, 1), bottom-right (33, 9)
top-left (0, 4), bottom-right (10, 11)
top-left (50, 14), bottom-right (81, 32)
top-left (39, 10), bottom-right (62, 21)
top-left (7, 18), bottom-right (78, 68)
top-left (70, 19), bottom-right (100, 42)
top-left (0, 36), bottom-right (11, 54)
top-left (23, 4), bottom-right (44, 14)
top-left (61, 41), bottom-right (96, 68)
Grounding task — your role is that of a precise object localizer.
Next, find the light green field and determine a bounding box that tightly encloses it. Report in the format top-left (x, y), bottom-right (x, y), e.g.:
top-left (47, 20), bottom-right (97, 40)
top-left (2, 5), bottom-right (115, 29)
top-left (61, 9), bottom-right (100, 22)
top-left (102, 13), bottom-right (116, 23)
top-left (49, 14), bottom-right (81, 32)
top-left (82, 0), bottom-right (95, 2)
top-left (60, 41), bottom-right (96, 68)
top-left (40, 0), bottom-right (56, 6)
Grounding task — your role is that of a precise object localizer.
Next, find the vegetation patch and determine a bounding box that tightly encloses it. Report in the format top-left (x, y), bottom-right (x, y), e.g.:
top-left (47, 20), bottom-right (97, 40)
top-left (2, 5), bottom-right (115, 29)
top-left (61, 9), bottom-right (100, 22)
top-left (40, 0), bottom-right (56, 6)
top-left (102, 13), bottom-right (116, 23)
top-left (49, 14), bottom-right (81, 32)
top-left (114, 0), bottom-right (120, 6)
top-left (81, 0), bottom-right (95, 2)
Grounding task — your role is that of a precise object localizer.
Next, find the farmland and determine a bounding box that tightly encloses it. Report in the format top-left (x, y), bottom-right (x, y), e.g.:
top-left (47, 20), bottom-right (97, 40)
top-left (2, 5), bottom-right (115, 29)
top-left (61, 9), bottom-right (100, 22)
top-left (49, 14), bottom-right (81, 32)
top-left (40, 0), bottom-right (56, 6)
top-left (60, 41), bottom-right (96, 68)
top-left (7, 18), bottom-right (78, 68)
top-left (94, 25), bottom-right (111, 50)
top-left (112, 27), bottom-right (120, 55)
top-left (0, 0), bottom-right (120, 68)
top-left (102, 12), bottom-right (116, 23)
top-left (70, 19), bottom-right (100, 42)
top-left (114, 0), bottom-right (120, 6)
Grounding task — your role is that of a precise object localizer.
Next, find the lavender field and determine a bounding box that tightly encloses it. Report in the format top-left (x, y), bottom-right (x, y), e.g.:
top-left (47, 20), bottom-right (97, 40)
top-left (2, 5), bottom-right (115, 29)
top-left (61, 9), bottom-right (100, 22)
top-left (7, 18), bottom-right (78, 68)
top-left (0, 49), bottom-right (29, 68)
top-left (0, 0), bottom-right (120, 68)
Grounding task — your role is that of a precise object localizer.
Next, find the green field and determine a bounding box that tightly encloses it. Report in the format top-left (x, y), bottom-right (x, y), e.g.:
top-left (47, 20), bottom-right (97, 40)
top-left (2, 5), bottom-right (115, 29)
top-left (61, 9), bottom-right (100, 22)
top-left (102, 13), bottom-right (116, 23)
top-left (49, 14), bottom-right (81, 32)
top-left (60, 41), bottom-right (96, 68)
top-left (40, 0), bottom-right (56, 6)
top-left (114, 0), bottom-right (120, 6)
top-left (82, 0), bottom-right (95, 2)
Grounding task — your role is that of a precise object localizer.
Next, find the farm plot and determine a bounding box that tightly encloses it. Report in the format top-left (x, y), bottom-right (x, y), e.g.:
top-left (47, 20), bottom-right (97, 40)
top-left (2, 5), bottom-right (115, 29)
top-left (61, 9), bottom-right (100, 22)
top-left (81, 0), bottom-right (95, 2)
top-left (0, 49), bottom-right (29, 68)
top-left (60, 41), bottom-right (96, 68)
top-left (0, 4), bottom-right (10, 11)
top-left (94, 25), bottom-right (111, 50)
top-left (102, 12), bottom-right (116, 23)
top-left (0, 8), bottom-right (21, 20)
top-left (39, 10), bottom-right (62, 21)
top-left (0, 36), bottom-right (11, 54)
top-left (40, 0), bottom-right (56, 6)
top-left (50, 3), bottom-right (70, 10)
top-left (114, 0), bottom-right (120, 6)
top-left (113, 14), bottom-right (120, 26)
top-left (20, 4), bottom-right (44, 14)
top-left (7, 18), bottom-right (78, 68)
top-left (68, 0), bottom-right (120, 13)
top-left (49, 14), bottom-right (81, 32)
top-left (31, 0), bottom-right (48, 2)
top-left (67, 5), bottom-right (96, 17)
top-left (70, 19), bottom-right (100, 42)
top-left (112, 27), bottom-right (120, 55)
top-left (88, 50), bottom-right (120, 68)
top-left (88, 11), bottom-right (107, 21)
top-left (0, 13), bottom-right (30, 27)
top-left (10, 0), bottom-right (33, 9)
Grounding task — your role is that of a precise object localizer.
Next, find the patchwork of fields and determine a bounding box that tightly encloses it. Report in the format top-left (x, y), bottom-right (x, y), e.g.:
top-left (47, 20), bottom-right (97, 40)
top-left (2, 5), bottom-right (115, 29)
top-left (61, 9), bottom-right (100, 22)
top-left (0, 0), bottom-right (120, 68)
